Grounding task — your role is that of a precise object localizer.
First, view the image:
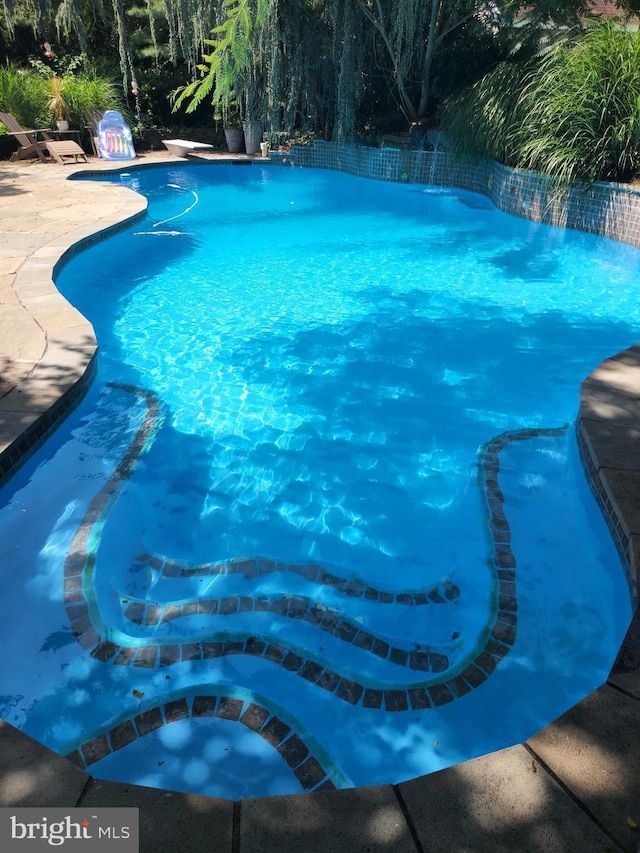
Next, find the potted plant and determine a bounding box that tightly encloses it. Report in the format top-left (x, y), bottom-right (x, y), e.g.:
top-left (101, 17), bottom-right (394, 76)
top-left (238, 67), bottom-right (263, 155)
top-left (223, 95), bottom-right (262, 155)
top-left (48, 76), bottom-right (70, 131)
top-left (220, 101), bottom-right (244, 153)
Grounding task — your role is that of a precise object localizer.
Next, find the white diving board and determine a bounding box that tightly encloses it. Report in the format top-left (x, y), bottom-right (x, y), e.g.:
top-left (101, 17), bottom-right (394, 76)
top-left (163, 139), bottom-right (214, 158)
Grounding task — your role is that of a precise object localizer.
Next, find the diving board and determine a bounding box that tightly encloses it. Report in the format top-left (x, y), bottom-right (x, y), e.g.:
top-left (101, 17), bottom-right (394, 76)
top-left (163, 139), bottom-right (214, 158)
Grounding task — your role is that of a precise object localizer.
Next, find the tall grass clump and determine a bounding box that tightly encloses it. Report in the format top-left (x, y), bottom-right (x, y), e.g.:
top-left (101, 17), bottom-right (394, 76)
top-left (0, 63), bottom-right (125, 132)
top-left (61, 71), bottom-right (126, 126)
top-left (0, 65), bottom-right (49, 129)
top-left (442, 20), bottom-right (640, 184)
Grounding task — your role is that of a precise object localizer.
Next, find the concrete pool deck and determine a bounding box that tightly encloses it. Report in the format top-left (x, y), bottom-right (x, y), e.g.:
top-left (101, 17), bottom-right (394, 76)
top-left (0, 151), bottom-right (639, 852)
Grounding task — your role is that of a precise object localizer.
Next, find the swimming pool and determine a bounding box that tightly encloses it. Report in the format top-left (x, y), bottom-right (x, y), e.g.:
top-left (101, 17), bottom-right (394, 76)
top-left (0, 163), bottom-right (636, 799)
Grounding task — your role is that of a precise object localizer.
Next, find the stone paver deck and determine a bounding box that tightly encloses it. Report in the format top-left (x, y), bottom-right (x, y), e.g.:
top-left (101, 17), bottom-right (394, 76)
top-left (0, 151), bottom-right (639, 852)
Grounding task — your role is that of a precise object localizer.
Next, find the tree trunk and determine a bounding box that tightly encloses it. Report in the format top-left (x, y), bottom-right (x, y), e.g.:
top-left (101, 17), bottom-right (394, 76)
top-left (417, 0), bottom-right (443, 119)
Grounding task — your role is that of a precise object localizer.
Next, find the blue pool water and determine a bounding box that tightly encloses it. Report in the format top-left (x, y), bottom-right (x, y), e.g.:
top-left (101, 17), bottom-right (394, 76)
top-left (0, 163), bottom-right (637, 799)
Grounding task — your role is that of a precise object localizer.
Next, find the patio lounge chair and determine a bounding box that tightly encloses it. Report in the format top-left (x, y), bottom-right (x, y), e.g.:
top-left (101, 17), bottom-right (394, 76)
top-left (84, 108), bottom-right (103, 157)
top-left (0, 112), bottom-right (52, 162)
top-left (46, 139), bottom-right (88, 165)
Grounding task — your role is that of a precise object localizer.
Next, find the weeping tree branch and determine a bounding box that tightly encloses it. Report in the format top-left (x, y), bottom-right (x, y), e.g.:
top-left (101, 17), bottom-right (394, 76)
top-left (0, 0), bottom-right (594, 138)
top-left (111, 0), bottom-right (135, 93)
top-left (170, 0), bottom-right (270, 121)
top-left (54, 0), bottom-right (88, 51)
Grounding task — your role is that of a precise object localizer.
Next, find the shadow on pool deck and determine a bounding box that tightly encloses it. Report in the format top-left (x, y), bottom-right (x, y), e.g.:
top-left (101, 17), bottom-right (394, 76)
top-left (0, 151), bottom-right (639, 852)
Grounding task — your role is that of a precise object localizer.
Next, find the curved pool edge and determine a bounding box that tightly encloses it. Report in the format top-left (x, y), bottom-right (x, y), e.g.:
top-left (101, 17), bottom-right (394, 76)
top-left (578, 350), bottom-right (640, 609)
top-left (0, 159), bottom-right (148, 487)
top-left (0, 150), bottom-right (638, 852)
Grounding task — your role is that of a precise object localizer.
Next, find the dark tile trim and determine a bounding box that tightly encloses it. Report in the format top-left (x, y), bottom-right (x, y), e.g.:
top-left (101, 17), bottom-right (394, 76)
top-left (64, 692), bottom-right (335, 794)
top-left (63, 384), bottom-right (567, 720)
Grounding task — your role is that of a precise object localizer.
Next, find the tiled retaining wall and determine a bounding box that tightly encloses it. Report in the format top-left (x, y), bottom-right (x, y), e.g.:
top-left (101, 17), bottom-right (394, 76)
top-left (269, 140), bottom-right (640, 247)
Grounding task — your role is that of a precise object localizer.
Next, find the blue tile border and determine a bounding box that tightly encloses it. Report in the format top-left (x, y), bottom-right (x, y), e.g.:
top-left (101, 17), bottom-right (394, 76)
top-left (268, 141), bottom-right (640, 247)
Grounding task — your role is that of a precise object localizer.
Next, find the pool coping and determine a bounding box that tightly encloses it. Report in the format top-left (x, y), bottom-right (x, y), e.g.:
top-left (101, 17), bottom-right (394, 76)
top-left (0, 150), bottom-right (639, 852)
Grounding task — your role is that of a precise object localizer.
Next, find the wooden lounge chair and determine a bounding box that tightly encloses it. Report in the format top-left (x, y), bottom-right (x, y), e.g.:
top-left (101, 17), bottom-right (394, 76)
top-left (84, 108), bottom-right (103, 157)
top-left (46, 139), bottom-right (88, 164)
top-left (0, 112), bottom-right (52, 162)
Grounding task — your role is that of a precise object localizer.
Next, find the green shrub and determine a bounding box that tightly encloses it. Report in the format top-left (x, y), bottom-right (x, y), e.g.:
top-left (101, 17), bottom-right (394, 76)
top-left (0, 63), bottom-right (125, 132)
top-left (0, 65), bottom-right (49, 128)
top-left (62, 72), bottom-right (127, 126)
top-left (442, 20), bottom-right (640, 184)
